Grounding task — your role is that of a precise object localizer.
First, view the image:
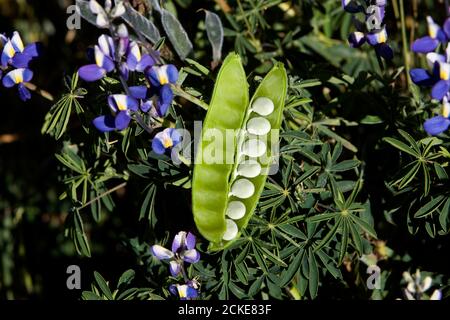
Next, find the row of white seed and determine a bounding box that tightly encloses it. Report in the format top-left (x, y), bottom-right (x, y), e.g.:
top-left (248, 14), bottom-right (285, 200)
top-left (222, 97), bottom-right (275, 241)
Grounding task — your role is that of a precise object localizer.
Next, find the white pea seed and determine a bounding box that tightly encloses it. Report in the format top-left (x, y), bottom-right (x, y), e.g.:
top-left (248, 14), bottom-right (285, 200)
top-left (251, 97), bottom-right (274, 116)
top-left (247, 117), bottom-right (271, 135)
top-left (222, 219), bottom-right (239, 241)
top-left (226, 201), bottom-right (246, 220)
top-left (230, 179), bottom-right (255, 199)
top-left (242, 139), bottom-right (266, 157)
top-left (237, 159), bottom-right (261, 178)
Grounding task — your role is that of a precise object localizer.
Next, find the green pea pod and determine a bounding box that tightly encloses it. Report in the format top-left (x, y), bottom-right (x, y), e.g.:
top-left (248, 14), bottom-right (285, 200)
top-left (192, 52), bottom-right (288, 251)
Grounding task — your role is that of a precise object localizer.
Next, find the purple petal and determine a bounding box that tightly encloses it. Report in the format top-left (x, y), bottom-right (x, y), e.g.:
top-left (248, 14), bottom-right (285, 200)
top-left (169, 261), bottom-right (181, 277)
top-left (410, 68), bottom-right (435, 86)
top-left (151, 245), bottom-right (174, 260)
top-left (375, 43), bottom-right (394, 60)
top-left (98, 34), bottom-right (115, 58)
top-left (92, 115), bottom-right (116, 132)
top-left (136, 54), bottom-right (156, 72)
top-left (152, 134), bottom-right (167, 155)
top-left (169, 285), bottom-right (178, 296)
top-left (129, 85), bottom-right (148, 100)
top-left (18, 83), bottom-right (31, 101)
top-left (2, 71), bottom-right (16, 88)
top-left (431, 80), bottom-right (450, 101)
top-left (348, 32), bottom-right (366, 48)
top-left (78, 64), bottom-right (106, 82)
top-left (411, 36), bottom-right (439, 54)
top-left (119, 63), bottom-right (129, 81)
top-left (156, 85), bottom-right (174, 117)
top-left (424, 116), bottom-right (450, 135)
top-left (186, 232), bottom-right (196, 250)
top-left (342, 0), bottom-right (362, 13)
top-left (166, 65), bottom-right (179, 84)
top-left (23, 43), bottom-right (42, 58)
top-left (182, 249), bottom-right (200, 264)
top-left (141, 100), bottom-right (153, 113)
top-left (168, 128), bottom-right (182, 146)
top-left (11, 53), bottom-right (32, 68)
top-left (115, 111), bottom-right (131, 131)
top-left (444, 18), bottom-right (450, 40)
top-left (186, 287), bottom-right (198, 299)
top-left (172, 231), bottom-right (186, 253)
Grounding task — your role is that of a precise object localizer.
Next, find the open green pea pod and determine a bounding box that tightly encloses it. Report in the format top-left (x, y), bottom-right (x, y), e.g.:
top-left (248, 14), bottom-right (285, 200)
top-left (192, 53), bottom-right (288, 251)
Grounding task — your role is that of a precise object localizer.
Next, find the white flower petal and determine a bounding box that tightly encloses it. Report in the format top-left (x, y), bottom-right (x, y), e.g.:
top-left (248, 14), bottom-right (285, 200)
top-left (89, 0), bottom-right (104, 14)
top-left (402, 271), bottom-right (413, 284)
top-left (430, 289), bottom-right (442, 300)
top-left (237, 159), bottom-right (261, 178)
top-left (247, 117), bottom-right (271, 135)
top-left (111, 2), bottom-right (126, 18)
top-left (407, 282), bottom-right (416, 294)
top-left (242, 139), bottom-right (266, 157)
top-left (96, 12), bottom-right (110, 28)
top-left (230, 179), bottom-right (255, 199)
top-left (226, 201), bottom-right (246, 220)
top-left (222, 219), bottom-right (239, 241)
top-left (421, 276), bottom-right (432, 293)
top-left (404, 289), bottom-right (415, 300)
top-left (251, 97), bottom-right (274, 116)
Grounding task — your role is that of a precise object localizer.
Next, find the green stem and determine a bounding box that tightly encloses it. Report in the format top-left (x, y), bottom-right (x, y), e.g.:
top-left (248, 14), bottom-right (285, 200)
top-left (399, 0), bottom-right (411, 87)
top-left (170, 85), bottom-right (209, 110)
top-left (76, 182), bottom-right (127, 211)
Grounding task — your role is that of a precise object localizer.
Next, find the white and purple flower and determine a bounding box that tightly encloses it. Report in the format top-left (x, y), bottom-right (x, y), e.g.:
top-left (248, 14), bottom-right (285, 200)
top-left (151, 231), bottom-right (200, 277)
top-left (92, 94), bottom-right (139, 132)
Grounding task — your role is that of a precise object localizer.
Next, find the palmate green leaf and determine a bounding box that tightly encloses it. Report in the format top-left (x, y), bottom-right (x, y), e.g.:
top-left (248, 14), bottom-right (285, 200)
top-left (161, 9), bottom-right (193, 60)
top-left (439, 198), bottom-right (450, 231)
top-left (248, 275), bottom-right (265, 297)
top-left (68, 209), bottom-right (91, 258)
top-left (383, 137), bottom-right (419, 157)
top-left (308, 249), bottom-right (319, 299)
top-left (398, 129), bottom-right (421, 154)
top-left (81, 291), bottom-right (102, 300)
top-left (338, 219), bottom-right (349, 265)
top-left (307, 212), bottom-right (340, 223)
top-left (314, 216), bottom-right (342, 252)
top-left (349, 214), bottom-right (377, 238)
top-left (348, 217), bottom-right (363, 254)
top-left (94, 271), bottom-right (114, 300)
top-left (330, 159), bottom-right (360, 172)
top-left (397, 161), bottom-right (421, 190)
top-left (280, 249), bottom-right (304, 287)
top-left (414, 195), bottom-right (446, 218)
top-left (139, 183), bottom-right (157, 227)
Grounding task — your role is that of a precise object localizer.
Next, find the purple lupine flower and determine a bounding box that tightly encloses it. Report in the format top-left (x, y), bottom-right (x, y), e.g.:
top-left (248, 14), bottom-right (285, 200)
top-left (410, 52), bottom-right (443, 88)
top-left (78, 35), bottom-right (116, 82)
top-left (92, 94), bottom-right (139, 132)
top-left (424, 95), bottom-right (450, 136)
top-left (78, 32), bottom-right (156, 82)
top-left (146, 65), bottom-right (179, 117)
top-left (169, 281), bottom-right (199, 300)
top-left (343, 0), bottom-right (393, 60)
top-left (1, 31), bottom-right (41, 69)
top-left (2, 68), bottom-right (33, 101)
top-left (152, 128), bottom-right (181, 155)
top-left (151, 231), bottom-right (200, 277)
top-left (412, 17), bottom-right (450, 54)
top-left (366, 27), bottom-right (394, 60)
top-left (342, 0), bottom-right (363, 14)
